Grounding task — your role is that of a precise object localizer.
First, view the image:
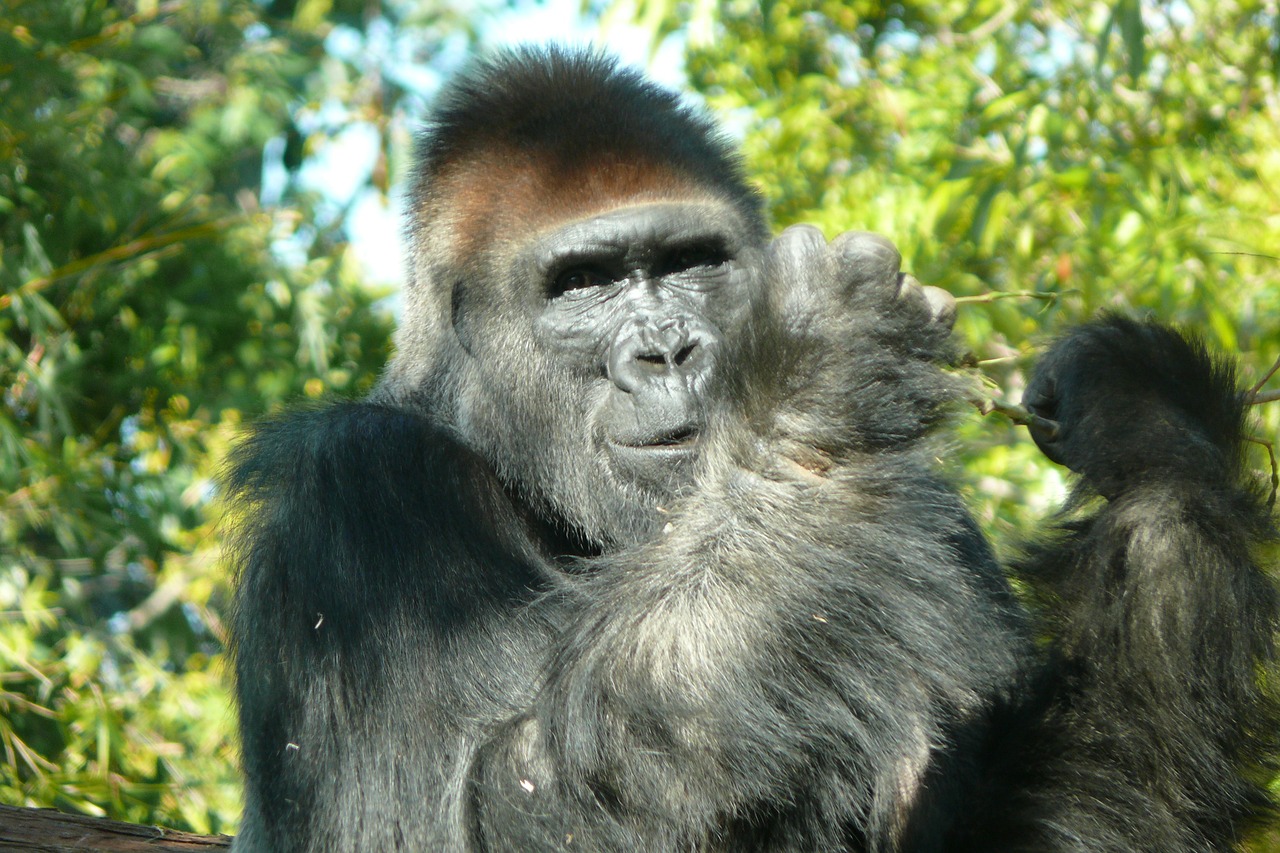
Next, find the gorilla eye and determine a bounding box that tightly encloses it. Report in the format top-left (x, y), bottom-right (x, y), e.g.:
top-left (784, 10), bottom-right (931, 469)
top-left (550, 266), bottom-right (613, 297)
top-left (665, 242), bottom-right (729, 275)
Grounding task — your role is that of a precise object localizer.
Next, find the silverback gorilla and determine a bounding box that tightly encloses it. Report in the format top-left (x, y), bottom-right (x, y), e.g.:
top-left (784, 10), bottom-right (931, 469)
top-left (226, 47), bottom-right (1279, 851)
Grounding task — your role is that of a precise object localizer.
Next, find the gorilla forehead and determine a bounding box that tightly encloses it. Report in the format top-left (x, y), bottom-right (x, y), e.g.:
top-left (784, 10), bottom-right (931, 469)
top-left (427, 149), bottom-right (737, 267)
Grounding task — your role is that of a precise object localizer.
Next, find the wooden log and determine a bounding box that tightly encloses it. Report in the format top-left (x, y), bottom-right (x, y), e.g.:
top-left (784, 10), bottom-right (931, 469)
top-left (0, 804), bottom-right (231, 851)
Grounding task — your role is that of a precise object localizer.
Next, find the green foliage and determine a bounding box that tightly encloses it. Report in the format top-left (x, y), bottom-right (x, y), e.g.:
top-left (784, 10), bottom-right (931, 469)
top-left (685, 0), bottom-right (1280, 548)
top-left (0, 0), bottom-right (420, 831)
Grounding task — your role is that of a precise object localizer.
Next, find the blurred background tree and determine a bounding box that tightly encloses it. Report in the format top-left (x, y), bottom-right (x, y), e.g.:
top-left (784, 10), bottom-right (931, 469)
top-left (0, 0), bottom-right (468, 831)
top-left (682, 0), bottom-right (1280, 544)
top-left (2, 0), bottom-right (1277, 841)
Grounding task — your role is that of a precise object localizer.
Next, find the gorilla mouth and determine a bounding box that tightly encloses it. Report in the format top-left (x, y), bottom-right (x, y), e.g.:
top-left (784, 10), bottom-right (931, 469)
top-left (616, 424), bottom-right (701, 451)
top-left (633, 425), bottom-right (700, 449)
top-left (597, 392), bottom-right (706, 490)
top-left (604, 426), bottom-right (702, 494)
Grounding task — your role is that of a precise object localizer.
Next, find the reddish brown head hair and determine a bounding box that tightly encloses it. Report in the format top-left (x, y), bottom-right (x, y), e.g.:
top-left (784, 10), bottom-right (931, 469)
top-left (408, 47), bottom-right (767, 256)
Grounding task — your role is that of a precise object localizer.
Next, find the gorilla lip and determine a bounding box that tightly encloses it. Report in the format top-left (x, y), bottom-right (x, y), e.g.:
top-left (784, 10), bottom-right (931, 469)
top-left (613, 424), bottom-right (701, 450)
top-left (603, 428), bottom-right (702, 496)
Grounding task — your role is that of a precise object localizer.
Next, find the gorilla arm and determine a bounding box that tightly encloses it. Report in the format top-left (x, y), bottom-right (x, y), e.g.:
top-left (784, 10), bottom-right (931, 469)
top-left (950, 320), bottom-right (1280, 851)
top-left (469, 229), bottom-right (1030, 850)
top-left (225, 405), bottom-right (563, 851)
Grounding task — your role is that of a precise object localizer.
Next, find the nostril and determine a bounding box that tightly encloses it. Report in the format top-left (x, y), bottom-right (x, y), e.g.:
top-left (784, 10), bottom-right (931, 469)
top-left (636, 352), bottom-right (667, 374)
top-left (635, 344), bottom-right (697, 372)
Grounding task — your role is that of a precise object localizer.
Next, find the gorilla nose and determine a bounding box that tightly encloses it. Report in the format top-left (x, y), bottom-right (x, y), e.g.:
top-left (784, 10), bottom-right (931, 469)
top-left (608, 317), bottom-right (719, 394)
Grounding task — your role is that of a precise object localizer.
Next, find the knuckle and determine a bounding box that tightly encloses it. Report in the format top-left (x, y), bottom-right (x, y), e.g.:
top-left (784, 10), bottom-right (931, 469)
top-left (830, 231), bottom-right (901, 282)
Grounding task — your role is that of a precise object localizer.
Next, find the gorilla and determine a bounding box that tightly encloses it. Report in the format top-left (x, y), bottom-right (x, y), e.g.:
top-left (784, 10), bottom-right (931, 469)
top-left (225, 47), bottom-right (1279, 852)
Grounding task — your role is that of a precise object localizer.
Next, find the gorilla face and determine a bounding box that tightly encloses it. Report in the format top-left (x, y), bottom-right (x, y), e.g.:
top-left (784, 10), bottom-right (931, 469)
top-left (452, 199), bottom-right (760, 547)
top-left (377, 50), bottom-right (768, 550)
top-left (533, 202), bottom-right (756, 490)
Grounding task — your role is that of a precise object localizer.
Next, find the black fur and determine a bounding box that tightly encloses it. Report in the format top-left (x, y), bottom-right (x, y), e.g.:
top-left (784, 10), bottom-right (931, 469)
top-left (226, 48), bottom-right (1278, 852)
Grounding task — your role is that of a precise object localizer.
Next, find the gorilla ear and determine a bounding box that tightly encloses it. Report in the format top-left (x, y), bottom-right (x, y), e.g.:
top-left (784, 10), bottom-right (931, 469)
top-left (371, 260), bottom-right (471, 412)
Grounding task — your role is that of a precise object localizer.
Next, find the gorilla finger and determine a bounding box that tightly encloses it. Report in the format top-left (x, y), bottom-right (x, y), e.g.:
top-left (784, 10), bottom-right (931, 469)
top-left (765, 225), bottom-right (836, 320)
top-left (830, 231), bottom-right (901, 291)
top-left (1028, 421), bottom-right (1068, 467)
top-left (1021, 379), bottom-right (1069, 465)
top-left (895, 275), bottom-right (957, 331)
top-left (1021, 375), bottom-right (1057, 421)
top-left (766, 224), bottom-right (831, 279)
top-left (921, 285), bottom-right (957, 330)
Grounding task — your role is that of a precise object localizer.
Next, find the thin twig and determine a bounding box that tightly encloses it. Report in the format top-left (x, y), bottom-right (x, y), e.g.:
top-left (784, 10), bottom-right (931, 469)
top-left (0, 220), bottom-right (231, 311)
top-left (1245, 434), bottom-right (1279, 509)
top-left (965, 384), bottom-right (1060, 439)
top-left (1246, 353), bottom-right (1280, 404)
top-left (954, 290), bottom-right (1064, 306)
top-left (975, 353), bottom-right (1035, 367)
top-left (983, 398), bottom-right (1060, 440)
top-left (1206, 251), bottom-right (1280, 262)
top-left (955, 347), bottom-right (1038, 369)
top-left (1250, 389), bottom-right (1280, 405)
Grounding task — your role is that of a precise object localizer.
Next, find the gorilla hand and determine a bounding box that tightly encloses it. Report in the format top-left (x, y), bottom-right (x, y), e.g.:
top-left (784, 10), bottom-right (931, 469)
top-left (766, 225), bottom-right (955, 336)
top-left (1023, 315), bottom-right (1245, 497)
top-left (742, 225), bottom-right (961, 464)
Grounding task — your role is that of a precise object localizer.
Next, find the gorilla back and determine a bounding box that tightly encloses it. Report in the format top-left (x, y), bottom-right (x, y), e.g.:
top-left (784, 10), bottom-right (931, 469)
top-left (226, 47), bottom-right (1279, 852)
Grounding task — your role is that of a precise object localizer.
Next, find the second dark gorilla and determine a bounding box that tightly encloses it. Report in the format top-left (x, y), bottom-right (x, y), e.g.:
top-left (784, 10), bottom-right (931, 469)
top-left (226, 48), bottom-right (1279, 852)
